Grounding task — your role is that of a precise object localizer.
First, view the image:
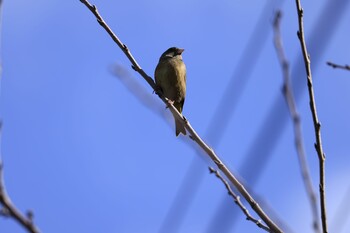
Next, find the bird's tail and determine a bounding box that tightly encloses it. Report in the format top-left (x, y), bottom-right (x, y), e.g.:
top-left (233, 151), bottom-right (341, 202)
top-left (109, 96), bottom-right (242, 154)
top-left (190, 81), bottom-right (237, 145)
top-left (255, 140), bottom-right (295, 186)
top-left (175, 118), bottom-right (186, 136)
top-left (173, 101), bottom-right (186, 136)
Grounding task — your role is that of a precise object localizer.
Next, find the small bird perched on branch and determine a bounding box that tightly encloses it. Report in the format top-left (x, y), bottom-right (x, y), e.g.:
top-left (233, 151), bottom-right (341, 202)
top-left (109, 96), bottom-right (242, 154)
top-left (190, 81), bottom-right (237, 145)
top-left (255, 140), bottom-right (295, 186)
top-left (155, 47), bottom-right (187, 136)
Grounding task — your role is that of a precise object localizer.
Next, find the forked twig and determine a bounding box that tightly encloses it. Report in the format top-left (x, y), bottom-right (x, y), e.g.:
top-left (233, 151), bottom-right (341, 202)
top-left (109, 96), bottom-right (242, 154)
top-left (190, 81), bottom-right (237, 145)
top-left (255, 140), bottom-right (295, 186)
top-left (80, 0), bottom-right (283, 232)
top-left (273, 11), bottom-right (320, 233)
top-left (294, 1), bottom-right (328, 232)
top-left (209, 167), bottom-right (271, 232)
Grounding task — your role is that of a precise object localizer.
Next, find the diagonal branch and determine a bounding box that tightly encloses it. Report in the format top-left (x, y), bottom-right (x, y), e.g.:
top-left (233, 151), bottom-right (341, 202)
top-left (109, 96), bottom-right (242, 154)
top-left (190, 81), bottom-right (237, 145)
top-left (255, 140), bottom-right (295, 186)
top-left (208, 167), bottom-right (271, 232)
top-left (294, 1), bottom-right (328, 233)
top-left (79, 0), bottom-right (155, 90)
top-left (80, 0), bottom-right (283, 232)
top-left (273, 11), bottom-right (320, 233)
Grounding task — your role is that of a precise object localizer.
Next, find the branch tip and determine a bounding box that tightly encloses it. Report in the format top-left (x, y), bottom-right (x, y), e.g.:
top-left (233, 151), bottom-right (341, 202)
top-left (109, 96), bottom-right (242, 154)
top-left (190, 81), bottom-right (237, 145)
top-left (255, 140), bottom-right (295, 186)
top-left (326, 61), bottom-right (350, 71)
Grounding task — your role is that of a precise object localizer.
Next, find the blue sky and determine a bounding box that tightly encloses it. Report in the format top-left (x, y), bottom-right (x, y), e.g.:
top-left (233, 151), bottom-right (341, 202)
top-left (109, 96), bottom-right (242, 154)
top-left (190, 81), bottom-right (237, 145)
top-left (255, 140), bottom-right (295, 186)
top-left (1, 0), bottom-right (350, 232)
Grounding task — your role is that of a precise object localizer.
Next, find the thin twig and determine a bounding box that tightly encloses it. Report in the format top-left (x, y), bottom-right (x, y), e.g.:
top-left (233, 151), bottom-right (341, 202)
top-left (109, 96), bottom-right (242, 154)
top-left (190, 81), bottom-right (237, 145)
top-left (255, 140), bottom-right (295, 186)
top-left (0, 143), bottom-right (40, 233)
top-left (326, 61), bottom-right (350, 71)
top-left (185, 121), bottom-right (282, 233)
top-left (80, 1), bottom-right (283, 232)
top-left (273, 11), bottom-right (320, 233)
top-left (294, 1), bottom-right (328, 232)
top-left (208, 167), bottom-right (271, 232)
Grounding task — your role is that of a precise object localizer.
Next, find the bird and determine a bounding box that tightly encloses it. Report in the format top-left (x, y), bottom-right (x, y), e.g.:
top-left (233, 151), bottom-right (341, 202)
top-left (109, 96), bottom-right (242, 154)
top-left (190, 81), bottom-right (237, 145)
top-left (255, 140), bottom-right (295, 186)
top-left (155, 47), bottom-right (187, 136)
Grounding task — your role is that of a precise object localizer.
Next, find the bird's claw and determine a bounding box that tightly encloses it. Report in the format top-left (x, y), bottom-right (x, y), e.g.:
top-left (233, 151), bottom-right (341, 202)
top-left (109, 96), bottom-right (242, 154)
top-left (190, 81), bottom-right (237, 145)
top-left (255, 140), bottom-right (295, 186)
top-left (154, 85), bottom-right (163, 96)
top-left (165, 99), bottom-right (175, 109)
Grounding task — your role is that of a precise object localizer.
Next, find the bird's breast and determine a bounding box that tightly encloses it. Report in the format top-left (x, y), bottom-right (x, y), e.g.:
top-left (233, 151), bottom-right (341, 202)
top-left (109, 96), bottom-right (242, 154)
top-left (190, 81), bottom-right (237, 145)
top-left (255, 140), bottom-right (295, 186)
top-left (155, 58), bottom-right (186, 102)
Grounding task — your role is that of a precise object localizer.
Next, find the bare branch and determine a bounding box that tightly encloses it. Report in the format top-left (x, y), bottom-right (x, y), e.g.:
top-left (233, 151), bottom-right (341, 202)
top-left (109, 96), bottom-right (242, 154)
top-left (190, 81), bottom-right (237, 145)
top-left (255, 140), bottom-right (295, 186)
top-left (0, 161), bottom-right (40, 233)
top-left (208, 167), bottom-right (271, 232)
top-left (294, 1), bottom-right (328, 232)
top-left (79, 0), bottom-right (155, 89)
top-left (273, 11), bottom-right (320, 233)
top-left (326, 61), bottom-right (350, 71)
top-left (80, 0), bottom-right (283, 232)
top-left (0, 124), bottom-right (38, 233)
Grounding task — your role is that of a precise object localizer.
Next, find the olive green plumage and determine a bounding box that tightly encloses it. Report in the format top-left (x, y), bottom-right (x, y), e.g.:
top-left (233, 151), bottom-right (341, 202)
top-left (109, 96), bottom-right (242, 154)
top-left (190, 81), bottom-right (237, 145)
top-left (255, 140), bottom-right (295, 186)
top-left (155, 47), bottom-right (187, 136)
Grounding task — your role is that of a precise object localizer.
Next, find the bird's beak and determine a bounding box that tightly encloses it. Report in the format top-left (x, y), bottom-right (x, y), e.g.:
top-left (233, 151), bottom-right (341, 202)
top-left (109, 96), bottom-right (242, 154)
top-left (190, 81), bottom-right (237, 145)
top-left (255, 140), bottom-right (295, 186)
top-left (177, 48), bottom-right (185, 54)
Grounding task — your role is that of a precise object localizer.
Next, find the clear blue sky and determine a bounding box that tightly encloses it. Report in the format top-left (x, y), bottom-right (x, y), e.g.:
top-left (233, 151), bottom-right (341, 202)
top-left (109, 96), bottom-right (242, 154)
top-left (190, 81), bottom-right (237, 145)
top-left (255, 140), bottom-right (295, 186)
top-left (1, 0), bottom-right (350, 232)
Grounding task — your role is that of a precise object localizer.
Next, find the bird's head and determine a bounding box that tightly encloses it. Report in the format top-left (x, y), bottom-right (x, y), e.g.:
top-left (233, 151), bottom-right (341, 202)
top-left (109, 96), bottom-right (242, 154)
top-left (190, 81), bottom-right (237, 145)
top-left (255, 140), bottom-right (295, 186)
top-left (159, 47), bottom-right (185, 61)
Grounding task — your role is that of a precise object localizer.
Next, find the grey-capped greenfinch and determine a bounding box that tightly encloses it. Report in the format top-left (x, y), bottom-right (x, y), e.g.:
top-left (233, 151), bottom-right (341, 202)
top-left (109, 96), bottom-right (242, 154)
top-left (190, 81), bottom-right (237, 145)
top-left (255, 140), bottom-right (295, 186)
top-left (155, 47), bottom-right (187, 136)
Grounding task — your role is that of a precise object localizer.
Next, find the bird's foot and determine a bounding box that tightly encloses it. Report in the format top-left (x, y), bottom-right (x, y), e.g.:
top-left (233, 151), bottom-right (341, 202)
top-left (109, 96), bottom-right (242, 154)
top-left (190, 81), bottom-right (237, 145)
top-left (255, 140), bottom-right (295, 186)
top-left (165, 99), bottom-right (175, 109)
top-left (154, 85), bottom-right (163, 96)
